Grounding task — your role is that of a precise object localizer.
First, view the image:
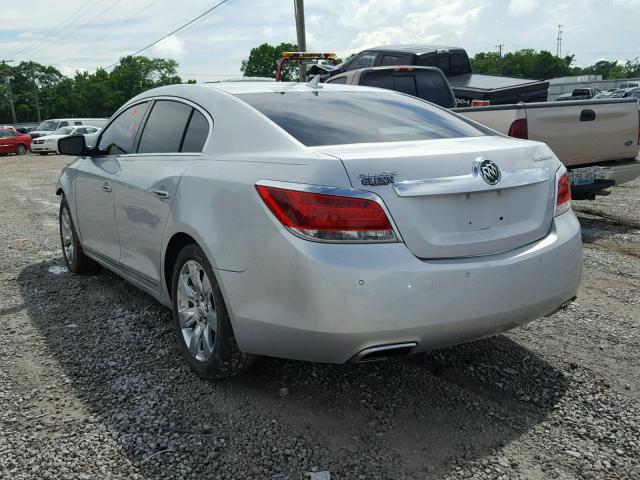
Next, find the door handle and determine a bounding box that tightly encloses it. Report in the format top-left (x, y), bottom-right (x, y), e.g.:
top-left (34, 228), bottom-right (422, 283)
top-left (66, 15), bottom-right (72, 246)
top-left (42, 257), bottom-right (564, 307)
top-left (152, 189), bottom-right (170, 200)
top-left (101, 181), bottom-right (112, 192)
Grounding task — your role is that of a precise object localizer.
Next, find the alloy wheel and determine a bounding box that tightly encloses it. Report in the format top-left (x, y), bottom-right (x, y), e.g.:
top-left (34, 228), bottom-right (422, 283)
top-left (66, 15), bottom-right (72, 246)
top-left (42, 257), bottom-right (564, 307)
top-left (176, 260), bottom-right (217, 362)
top-left (60, 207), bottom-right (74, 264)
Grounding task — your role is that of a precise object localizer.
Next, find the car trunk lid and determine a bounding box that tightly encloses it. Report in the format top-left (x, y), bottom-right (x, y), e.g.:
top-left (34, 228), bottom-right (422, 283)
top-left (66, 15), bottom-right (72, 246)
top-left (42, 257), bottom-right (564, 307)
top-left (313, 136), bottom-right (557, 259)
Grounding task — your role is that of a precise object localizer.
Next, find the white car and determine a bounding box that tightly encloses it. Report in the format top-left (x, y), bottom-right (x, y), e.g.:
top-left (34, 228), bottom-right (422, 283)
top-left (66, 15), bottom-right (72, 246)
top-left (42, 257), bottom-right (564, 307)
top-left (31, 126), bottom-right (101, 155)
top-left (56, 82), bottom-right (582, 378)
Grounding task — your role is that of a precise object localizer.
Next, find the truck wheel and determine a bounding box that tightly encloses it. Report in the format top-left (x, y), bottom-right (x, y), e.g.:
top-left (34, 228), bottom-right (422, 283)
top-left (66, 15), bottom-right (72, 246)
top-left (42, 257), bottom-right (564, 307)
top-left (171, 243), bottom-right (254, 379)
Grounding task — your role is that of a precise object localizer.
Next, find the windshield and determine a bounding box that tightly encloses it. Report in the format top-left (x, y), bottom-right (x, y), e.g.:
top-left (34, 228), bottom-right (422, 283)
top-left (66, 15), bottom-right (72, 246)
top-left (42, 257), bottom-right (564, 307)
top-left (236, 90), bottom-right (486, 146)
top-left (35, 120), bottom-right (59, 131)
top-left (52, 127), bottom-right (74, 135)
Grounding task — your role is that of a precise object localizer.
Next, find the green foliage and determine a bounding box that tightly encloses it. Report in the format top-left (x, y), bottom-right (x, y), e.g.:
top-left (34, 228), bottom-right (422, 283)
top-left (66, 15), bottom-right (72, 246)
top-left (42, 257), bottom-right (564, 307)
top-left (240, 42), bottom-right (299, 81)
top-left (470, 48), bottom-right (640, 81)
top-left (0, 56), bottom-right (184, 123)
top-left (470, 49), bottom-right (575, 79)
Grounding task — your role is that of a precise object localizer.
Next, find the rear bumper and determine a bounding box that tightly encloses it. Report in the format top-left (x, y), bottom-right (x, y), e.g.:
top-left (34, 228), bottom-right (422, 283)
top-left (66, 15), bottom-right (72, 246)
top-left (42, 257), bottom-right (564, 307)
top-left (218, 212), bottom-right (582, 364)
top-left (592, 159), bottom-right (640, 186)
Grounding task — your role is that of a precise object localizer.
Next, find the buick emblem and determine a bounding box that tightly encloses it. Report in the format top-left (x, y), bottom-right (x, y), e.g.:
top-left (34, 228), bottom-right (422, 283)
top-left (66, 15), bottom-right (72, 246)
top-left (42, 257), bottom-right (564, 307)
top-left (478, 159), bottom-right (501, 185)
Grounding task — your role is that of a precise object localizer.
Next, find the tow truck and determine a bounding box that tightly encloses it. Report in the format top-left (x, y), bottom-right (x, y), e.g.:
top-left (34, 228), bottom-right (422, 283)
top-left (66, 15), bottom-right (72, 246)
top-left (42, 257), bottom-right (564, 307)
top-left (275, 52), bottom-right (337, 81)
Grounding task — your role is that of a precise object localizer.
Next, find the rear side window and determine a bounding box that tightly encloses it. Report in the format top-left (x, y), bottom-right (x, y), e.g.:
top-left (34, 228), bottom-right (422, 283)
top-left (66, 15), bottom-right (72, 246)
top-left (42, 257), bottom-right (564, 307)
top-left (181, 110), bottom-right (209, 152)
top-left (98, 102), bottom-right (149, 155)
top-left (237, 91), bottom-right (485, 146)
top-left (417, 53), bottom-right (437, 67)
top-left (138, 100), bottom-right (192, 153)
top-left (379, 54), bottom-right (412, 66)
top-left (449, 51), bottom-right (471, 76)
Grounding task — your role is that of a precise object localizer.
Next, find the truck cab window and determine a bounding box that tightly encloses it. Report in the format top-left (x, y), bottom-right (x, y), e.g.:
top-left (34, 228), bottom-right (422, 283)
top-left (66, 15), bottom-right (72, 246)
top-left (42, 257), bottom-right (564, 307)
top-left (346, 53), bottom-right (376, 71)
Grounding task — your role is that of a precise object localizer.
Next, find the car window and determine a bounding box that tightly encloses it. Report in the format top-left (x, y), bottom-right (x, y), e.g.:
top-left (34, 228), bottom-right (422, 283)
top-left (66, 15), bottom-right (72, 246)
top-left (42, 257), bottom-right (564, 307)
top-left (379, 54), bottom-right (412, 66)
top-left (449, 51), bottom-right (471, 75)
top-left (75, 128), bottom-right (88, 134)
top-left (98, 102), bottom-right (149, 155)
top-left (74, 121), bottom-right (82, 125)
top-left (86, 127), bottom-right (98, 133)
top-left (181, 109), bottom-right (209, 153)
top-left (59, 121), bottom-right (69, 127)
top-left (0, 131), bottom-right (11, 138)
top-left (137, 100), bottom-right (192, 154)
top-left (326, 76), bottom-right (348, 84)
top-left (236, 91), bottom-right (486, 146)
top-left (347, 53), bottom-right (376, 71)
top-left (436, 55), bottom-right (450, 75)
top-left (416, 53), bottom-right (437, 67)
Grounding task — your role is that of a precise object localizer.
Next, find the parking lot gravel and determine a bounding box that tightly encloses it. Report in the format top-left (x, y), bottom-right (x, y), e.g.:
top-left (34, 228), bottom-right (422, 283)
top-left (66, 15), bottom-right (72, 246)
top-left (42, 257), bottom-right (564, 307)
top-left (1, 154), bottom-right (639, 479)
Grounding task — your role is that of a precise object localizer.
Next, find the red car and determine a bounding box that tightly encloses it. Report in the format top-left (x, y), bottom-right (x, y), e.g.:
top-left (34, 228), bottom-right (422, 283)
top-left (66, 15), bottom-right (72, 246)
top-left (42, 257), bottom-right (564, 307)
top-left (0, 128), bottom-right (32, 155)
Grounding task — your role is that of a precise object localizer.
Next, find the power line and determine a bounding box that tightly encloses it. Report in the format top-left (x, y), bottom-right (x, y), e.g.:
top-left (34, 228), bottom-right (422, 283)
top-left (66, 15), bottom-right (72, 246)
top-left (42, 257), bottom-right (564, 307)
top-left (31, 0), bottom-right (125, 60)
top-left (15, 0), bottom-right (101, 58)
top-left (104, 0), bottom-right (234, 69)
top-left (62, 0), bottom-right (163, 63)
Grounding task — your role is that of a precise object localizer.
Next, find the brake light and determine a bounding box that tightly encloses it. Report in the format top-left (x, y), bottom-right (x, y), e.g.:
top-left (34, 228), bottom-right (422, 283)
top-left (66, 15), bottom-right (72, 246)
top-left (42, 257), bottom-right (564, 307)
top-left (393, 67), bottom-right (415, 72)
top-left (508, 118), bottom-right (528, 139)
top-left (255, 184), bottom-right (397, 242)
top-left (554, 166), bottom-right (571, 216)
top-left (471, 99), bottom-right (490, 107)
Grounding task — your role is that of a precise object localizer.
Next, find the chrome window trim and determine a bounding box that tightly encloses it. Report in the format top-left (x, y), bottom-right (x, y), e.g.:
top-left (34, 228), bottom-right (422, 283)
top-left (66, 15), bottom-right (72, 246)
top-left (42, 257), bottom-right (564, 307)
top-left (97, 95), bottom-right (213, 155)
top-left (255, 179), bottom-right (403, 243)
top-left (394, 167), bottom-right (550, 197)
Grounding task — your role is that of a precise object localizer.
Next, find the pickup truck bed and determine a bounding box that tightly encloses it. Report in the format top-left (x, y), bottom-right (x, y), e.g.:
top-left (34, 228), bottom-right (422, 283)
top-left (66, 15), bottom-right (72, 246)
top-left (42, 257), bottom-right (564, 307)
top-left (455, 98), bottom-right (640, 198)
top-left (449, 74), bottom-right (549, 106)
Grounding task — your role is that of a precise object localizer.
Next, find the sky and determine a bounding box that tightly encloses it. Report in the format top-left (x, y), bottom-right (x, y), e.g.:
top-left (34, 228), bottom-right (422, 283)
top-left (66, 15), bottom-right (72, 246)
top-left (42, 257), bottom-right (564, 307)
top-left (2, 0), bottom-right (639, 82)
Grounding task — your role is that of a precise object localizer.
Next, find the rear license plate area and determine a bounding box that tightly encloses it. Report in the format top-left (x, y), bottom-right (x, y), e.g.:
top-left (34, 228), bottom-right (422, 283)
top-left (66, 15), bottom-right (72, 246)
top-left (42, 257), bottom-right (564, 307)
top-left (569, 167), bottom-right (596, 186)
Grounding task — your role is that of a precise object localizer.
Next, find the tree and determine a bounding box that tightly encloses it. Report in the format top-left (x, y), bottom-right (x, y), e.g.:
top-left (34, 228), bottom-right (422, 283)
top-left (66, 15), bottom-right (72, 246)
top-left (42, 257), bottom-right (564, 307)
top-left (241, 42), bottom-right (298, 81)
top-left (0, 56), bottom-right (185, 123)
top-left (470, 49), bottom-right (574, 79)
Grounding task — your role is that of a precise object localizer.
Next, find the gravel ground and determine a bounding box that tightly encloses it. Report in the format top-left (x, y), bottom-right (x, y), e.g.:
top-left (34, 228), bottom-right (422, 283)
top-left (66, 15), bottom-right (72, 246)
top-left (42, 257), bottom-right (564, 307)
top-left (0, 154), bottom-right (639, 480)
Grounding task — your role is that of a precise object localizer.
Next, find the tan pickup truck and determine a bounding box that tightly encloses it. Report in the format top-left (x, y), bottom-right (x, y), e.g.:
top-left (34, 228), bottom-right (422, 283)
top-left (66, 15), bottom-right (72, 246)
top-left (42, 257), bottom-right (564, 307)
top-left (455, 99), bottom-right (640, 199)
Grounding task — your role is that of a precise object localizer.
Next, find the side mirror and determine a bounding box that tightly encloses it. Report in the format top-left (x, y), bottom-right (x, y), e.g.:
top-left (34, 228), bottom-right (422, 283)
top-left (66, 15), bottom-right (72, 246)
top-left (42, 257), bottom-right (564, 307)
top-left (58, 134), bottom-right (88, 156)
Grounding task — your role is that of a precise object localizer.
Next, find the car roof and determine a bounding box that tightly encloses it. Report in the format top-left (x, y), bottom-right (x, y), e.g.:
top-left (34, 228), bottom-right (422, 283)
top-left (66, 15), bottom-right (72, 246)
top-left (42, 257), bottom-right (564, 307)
top-left (199, 81), bottom-right (385, 95)
top-left (366, 44), bottom-right (465, 55)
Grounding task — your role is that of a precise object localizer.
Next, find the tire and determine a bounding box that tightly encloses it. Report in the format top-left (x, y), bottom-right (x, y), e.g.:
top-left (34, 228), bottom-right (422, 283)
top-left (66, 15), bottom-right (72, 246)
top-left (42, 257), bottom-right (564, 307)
top-left (16, 144), bottom-right (26, 155)
top-left (171, 243), bottom-right (253, 379)
top-left (59, 196), bottom-right (97, 273)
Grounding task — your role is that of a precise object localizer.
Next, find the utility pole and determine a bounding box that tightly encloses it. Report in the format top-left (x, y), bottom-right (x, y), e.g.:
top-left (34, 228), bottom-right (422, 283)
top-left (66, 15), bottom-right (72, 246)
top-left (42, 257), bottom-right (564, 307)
top-left (32, 73), bottom-right (42, 123)
top-left (293, 0), bottom-right (307, 80)
top-left (495, 44), bottom-right (504, 58)
top-left (1, 60), bottom-right (17, 124)
top-left (556, 25), bottom-right (563, 57)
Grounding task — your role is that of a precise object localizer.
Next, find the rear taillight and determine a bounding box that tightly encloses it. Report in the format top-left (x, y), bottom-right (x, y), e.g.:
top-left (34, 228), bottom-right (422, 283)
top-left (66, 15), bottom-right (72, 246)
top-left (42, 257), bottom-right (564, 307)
top-left (393, 67), bottom-right (415, 72)
top-left (508, 118), bottom-right (528, 139)
top-left (554, 166), bottom-right (571, 217)
top-left (255, 184), bottom-right (397, 242)
top-left (471, 99), bottom-right (490, 107)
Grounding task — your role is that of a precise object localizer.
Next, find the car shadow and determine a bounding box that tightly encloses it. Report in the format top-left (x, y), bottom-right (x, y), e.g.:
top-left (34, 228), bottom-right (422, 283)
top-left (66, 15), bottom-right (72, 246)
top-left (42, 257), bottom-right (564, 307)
top-left (19, 260), bottom-right (568, 479)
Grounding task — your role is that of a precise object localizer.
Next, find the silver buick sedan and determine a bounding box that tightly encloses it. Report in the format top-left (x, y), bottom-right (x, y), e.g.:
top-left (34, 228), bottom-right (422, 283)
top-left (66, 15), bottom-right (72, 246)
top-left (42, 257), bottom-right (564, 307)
top-left (56, 82), bottom-right (582, 378)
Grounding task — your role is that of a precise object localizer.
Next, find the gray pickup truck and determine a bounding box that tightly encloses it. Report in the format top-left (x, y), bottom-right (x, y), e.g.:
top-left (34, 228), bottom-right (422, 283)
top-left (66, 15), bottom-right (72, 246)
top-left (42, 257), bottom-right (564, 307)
top-left (327, 66), bottom-right (640, 199)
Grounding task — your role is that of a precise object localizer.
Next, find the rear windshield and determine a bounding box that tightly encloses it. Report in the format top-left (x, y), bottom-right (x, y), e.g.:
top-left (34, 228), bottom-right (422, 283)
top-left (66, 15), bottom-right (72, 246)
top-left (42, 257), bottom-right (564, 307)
top-left (236, 91), bottom-right (485, 146)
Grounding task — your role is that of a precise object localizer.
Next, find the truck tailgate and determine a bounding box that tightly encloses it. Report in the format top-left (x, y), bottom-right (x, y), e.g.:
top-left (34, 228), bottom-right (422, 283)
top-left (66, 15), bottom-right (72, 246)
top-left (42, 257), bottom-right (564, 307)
top-left (524, 99), bottom-right (639, 166)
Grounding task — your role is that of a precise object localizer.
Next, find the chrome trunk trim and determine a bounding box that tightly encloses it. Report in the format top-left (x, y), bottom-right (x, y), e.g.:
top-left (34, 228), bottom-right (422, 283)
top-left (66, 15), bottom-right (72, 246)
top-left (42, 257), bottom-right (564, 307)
top-left (393, 167), bottom-right (550, 197)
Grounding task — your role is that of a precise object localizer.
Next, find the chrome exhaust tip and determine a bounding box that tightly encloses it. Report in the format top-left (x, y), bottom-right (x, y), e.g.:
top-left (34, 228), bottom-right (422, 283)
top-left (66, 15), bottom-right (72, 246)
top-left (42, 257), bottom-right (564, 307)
top-left (350, 342), bottom-right (418, 363)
